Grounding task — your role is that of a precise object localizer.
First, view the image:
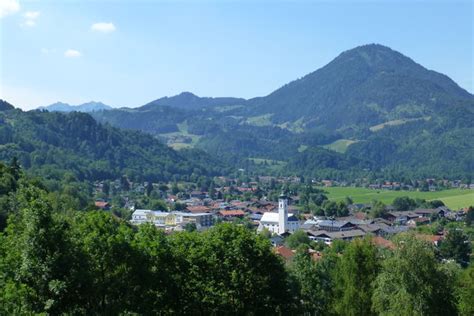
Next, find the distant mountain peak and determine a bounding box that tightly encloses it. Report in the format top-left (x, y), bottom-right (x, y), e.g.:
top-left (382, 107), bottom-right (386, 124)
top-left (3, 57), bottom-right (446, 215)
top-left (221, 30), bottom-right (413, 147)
top-left (247, 43), bottom-right (472, 127)
top-left (141, 92), bottom-right (245, 111)
top-left (39, 101), bottom-right (112, 113)
top-left (0, 99), bottom-right (15, 111)
top-left (178, 91), bottom-right (198, 97)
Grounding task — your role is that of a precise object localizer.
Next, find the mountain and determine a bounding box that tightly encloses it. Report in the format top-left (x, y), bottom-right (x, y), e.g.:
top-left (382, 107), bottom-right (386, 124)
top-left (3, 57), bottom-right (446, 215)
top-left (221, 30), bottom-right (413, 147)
top-left (243, 44), bottom-right (473, 130)
top-left (140, 92), bottom-right (245, 111)
top-left (39, 101), bottom-right (113, 112)
top-left (84, 44), bottom-right (474, 179)
top-left (0, 100), bottom-right (15, 111)
top-left (0, 107), bottom-right (229, 182)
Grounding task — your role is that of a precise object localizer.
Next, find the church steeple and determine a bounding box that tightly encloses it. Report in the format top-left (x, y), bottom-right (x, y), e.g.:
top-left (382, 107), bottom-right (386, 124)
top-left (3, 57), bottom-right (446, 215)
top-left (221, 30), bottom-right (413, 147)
top-left (278, 192), bottom-right (288, 234)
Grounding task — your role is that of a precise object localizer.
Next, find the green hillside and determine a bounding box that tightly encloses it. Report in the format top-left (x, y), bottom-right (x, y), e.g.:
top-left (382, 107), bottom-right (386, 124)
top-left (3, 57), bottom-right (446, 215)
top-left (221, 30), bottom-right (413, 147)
top-left (0, 109), bottom-right (228, 182)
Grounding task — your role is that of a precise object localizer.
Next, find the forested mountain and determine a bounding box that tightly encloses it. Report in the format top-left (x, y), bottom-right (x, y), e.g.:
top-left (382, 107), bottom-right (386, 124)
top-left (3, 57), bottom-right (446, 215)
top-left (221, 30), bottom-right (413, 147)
top-left (243, 44), bottom-right (473, 130)
top-left (0, 108), bottom-right (229, 182)
top-left (140, 91), bottom-right (245, 111)
top-left (0, 100), bottom-right (14, 112)
top-left (39, 101), bottom-right (112, 112)
top-left (53, 44), bottom-right (474, 179)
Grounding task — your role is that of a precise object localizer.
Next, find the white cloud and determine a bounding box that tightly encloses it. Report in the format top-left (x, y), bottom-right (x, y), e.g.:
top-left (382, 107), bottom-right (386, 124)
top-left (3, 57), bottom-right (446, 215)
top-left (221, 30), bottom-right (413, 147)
top-left (23, 10), bottom-right (39, 19)
top-left (91, 22), bottom-right (116, 33)
top-left (64, 49), bottom-right (82, 58)
top-left (22, 19), bottom-right (35, 27)
top-left (0, 0), bottom-right (20, 18)
top-left (21, 10), bottom-right (40, 27)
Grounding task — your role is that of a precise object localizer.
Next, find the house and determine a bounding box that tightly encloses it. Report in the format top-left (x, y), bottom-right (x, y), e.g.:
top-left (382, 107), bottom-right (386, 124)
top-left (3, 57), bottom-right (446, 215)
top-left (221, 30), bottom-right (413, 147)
top-left (249, 213), bottom-right (263, 221)
top-left (321, 180), bottom-right (333, 187)
top-left (95, 201), bottom-right (111, 210)
top-left (270, 235), bottom-right (284, 247)
top-left (386, 211), bottom-right (419, 225)
top-left (173, 212), bottom-right (214, 229)
top-left (307, 229), bottom-right (366, 244)
top-left (371, 236), bottom-right (395, 250)
top-left (357, 223), bottom-right (389, 236)
top-left (300, 219), bottom-right (318, 231)
top-left (416, 234), bottom-right (444, 246)
top-left (317, 220), bottom-right (356, 232)
top-left (274, 245), bottom-right (295, 261)
top-left (407, 217), bottom-right (430, 227)
top-left (218, 210), bottom-right (246, 219)
top-left (414, 207), bottom-right (446, 218)
top-left (381, 226), bottom-right (410, 235)
top-left (186, 205), bottom-right (212, 214)
top-left (309, 249), bottom-right (324, 261)
top-left (257, 194), bottom-right (300, 234)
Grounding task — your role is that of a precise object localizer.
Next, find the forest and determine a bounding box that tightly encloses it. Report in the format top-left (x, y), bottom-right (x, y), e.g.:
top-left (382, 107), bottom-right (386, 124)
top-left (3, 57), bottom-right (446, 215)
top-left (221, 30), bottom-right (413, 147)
top-left (0, 108), bottom-right (230, 183)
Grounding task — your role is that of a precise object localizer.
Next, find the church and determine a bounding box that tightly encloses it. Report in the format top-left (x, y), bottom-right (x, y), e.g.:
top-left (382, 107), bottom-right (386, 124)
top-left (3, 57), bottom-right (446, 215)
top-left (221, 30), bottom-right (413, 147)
top-left (257, 193), bottom-right (300, 235)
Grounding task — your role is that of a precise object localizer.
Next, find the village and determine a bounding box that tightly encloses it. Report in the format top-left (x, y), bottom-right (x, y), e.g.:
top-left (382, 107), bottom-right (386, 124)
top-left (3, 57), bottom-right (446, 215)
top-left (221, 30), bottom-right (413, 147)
top-left (93, 175), bottom-right (472, 262)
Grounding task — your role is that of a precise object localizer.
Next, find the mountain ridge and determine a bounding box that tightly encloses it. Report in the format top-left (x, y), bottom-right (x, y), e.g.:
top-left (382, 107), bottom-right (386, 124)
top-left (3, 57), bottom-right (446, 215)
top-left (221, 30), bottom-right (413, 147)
top-left (140, 91), bottom-right (246, 111)
top-left (243, 43), bottom-right (473, 129)
top-left (38, 101), bottom-right (113, 113)
top-left (14, 43), bottom-right (474, 179)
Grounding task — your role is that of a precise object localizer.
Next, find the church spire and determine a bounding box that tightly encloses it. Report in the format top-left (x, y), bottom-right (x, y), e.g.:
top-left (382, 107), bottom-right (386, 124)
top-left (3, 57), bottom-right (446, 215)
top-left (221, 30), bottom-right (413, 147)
top-left (278, 192), bottom-right (288, 234)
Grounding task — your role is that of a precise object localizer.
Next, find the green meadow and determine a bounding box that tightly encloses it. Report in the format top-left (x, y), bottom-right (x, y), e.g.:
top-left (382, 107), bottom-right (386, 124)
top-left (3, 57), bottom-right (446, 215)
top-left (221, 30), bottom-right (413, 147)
top-left (317, 187), bottom-right (474, 210)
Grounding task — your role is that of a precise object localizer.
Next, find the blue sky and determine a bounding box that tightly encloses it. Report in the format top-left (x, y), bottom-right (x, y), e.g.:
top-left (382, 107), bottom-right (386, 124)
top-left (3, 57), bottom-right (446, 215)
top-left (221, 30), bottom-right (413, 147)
top-left (0, 0), bottom-right (472, 110)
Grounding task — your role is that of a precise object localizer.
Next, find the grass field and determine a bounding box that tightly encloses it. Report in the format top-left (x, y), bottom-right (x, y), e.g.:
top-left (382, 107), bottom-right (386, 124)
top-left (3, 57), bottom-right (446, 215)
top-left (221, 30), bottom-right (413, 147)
top-left (159, 120), bottom-right (202, 150)
top-left (369, 116), bottom-right (430, 132)
top-left (244, 114), bottom-right (274, 127)
top-left (248, 158), bottom-right (287, 172)
top-left (322, 139), bottom-right (358, 153)
top-left (317, 187), bottom-right (474, 209)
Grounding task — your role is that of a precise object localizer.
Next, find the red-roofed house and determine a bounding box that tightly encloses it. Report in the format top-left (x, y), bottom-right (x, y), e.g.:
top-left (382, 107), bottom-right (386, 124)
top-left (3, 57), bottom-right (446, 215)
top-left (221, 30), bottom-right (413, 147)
top-left (186, 206), bottom-right (212, 214)
top-left (372, 236), bottom-right (395, 250)
top-left (274, 245), bottom-right (295, 261)
top-left (218, 210), bottom-right (245, 219)
top-left (95, 201), bottom-right (110, 210)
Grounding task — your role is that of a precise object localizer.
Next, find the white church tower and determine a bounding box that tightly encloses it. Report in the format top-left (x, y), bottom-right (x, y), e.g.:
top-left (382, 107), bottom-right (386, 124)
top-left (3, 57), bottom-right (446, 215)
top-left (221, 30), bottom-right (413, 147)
top-left (278, 192), bottom-right (288, 234)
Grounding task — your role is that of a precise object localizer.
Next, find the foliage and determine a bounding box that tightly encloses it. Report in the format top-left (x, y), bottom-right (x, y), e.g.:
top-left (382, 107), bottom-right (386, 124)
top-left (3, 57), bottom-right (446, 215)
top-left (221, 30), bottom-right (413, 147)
top-left (439, 228), bottom-right (471, 266)
top-left (372, 234), bottom-right (458, 315)
top-left (289, 246), bottom-right (332, 315)
top-left (285, 229), bottom-right (311, 249)
top-left (370, 200), bottom-right (387, 218)
top-left (392, 196), bottom-right (418, 211)
top-left (333, 238), bottom-right (379, 315)
top-left (457, 265), bottom-right (474, 316)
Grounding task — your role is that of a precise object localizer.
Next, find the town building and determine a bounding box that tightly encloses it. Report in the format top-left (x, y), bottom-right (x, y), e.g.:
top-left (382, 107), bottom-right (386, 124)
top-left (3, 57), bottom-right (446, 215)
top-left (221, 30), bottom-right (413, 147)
top-left (257, 193), bottom-right (299, 234)
top-left (130, 209), bottom-right (213, 230)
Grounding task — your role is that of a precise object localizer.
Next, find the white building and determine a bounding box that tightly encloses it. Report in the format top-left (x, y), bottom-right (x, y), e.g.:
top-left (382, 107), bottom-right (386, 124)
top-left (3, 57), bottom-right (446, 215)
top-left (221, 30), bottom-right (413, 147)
top-left (257, 194), bottom-right (299, 234)
top-left (130, 209), bottom-right (213, 230)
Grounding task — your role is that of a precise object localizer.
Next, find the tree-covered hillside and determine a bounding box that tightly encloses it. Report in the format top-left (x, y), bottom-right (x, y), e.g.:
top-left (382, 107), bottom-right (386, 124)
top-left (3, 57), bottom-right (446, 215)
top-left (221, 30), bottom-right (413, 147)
top-left (0, 108), bottom-right (229, 182)
top-left (244, 44), bottom-right (473, 130)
